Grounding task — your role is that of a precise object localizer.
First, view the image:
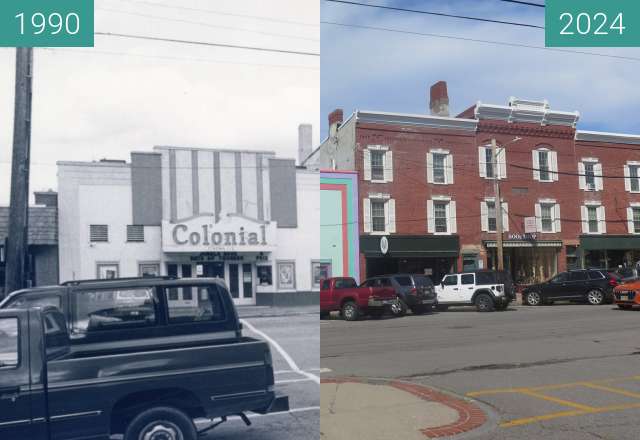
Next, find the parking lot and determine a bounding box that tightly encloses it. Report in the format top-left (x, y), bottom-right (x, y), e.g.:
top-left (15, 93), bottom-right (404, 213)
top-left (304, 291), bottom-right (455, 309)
top-left (200, 311), bottom-right (319, 440)
top-left (321, 303), bottom-right (640, 439)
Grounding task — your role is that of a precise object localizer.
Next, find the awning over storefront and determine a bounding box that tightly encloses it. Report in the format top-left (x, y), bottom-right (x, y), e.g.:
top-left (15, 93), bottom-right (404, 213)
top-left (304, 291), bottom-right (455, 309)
top-left (484, 240), bottom-right (563, 248)
top-left (360, 235), bottom-right (459, 258)
top-left (580, 235), bottom-right (640, 250)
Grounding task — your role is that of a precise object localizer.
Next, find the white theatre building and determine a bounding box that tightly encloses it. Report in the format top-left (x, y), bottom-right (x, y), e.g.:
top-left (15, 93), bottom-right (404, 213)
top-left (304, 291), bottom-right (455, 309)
top-left (57, 138), bottom-right (321, 306)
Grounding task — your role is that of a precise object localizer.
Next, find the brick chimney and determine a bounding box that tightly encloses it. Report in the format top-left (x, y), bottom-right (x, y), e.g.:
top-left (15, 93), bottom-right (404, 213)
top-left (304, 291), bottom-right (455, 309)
top-left (298, 123), bottom-right (313, 165)
top-left (429, 81), bottom-right (450, 117)
top-left (328, 108), bottom-right (343, 138)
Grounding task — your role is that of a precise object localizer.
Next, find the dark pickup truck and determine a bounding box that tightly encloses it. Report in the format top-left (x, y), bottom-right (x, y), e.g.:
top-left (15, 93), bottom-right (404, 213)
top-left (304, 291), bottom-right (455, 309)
top-left (0, 278), bottom-right (288, 440)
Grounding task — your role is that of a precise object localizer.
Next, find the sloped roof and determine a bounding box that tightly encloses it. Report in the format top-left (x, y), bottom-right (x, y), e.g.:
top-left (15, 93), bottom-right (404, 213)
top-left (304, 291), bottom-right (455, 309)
top-left (0, 206), bottom-right (58, 245)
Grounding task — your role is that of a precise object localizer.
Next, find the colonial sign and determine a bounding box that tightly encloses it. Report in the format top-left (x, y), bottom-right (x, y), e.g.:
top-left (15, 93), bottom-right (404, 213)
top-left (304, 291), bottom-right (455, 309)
top-left (162, 214), bottom-right (276, 253)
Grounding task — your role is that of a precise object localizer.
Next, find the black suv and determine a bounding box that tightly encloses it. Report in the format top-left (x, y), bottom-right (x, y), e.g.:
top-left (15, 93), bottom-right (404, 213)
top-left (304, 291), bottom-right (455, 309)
top-left (522, 269), bottom-right (618, 306)
top-left (361, 274), bottom-right (436, 316)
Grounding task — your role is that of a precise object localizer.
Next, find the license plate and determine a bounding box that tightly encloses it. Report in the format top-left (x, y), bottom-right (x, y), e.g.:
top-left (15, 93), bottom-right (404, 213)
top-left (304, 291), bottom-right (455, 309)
top-left (619, 294), bottom-right (629, 301)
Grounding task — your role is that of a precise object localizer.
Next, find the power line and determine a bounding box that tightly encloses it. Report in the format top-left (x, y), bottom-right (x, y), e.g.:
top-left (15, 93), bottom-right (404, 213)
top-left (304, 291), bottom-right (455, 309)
top-left (96, 7), bottom-right (320, 42)
top-left (44, 48), bottom-right (319, 71)
top-left (321, 21), bottom-right (640, 63)
top-left (510, 163), bottom-right (630, 179)
top-left (323, 0), bottom-right (544, 29)
top-left (94, 32), bottom-right (320, 56)
top-left (108, 0), bottom-right (320, 27)
top-left (498, 0), bottom-right (545, 7)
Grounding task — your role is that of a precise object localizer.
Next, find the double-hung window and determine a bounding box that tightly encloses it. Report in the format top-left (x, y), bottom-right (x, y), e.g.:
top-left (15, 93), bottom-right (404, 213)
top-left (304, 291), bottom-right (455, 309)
top-left (371, 200), bottom-right (386, 232)
top-left (582, 204), bottom-right (605, 234)
top-left (532, 148), bottom-right (558, 182)
top-left (481, 199), bottom-right (509, 233)
top-left (428, 198), bottom-right (457, 235)
top-left (433, 153), bottom-right (446, 183)
top-left (579, 159), bottom-right (602, 191)
top-left (587, 207), bottom-right (598, 233)
top-left (478, 145), bottom-right (506, 179)
top-left (434, 201), bottom-right (448, 233)
top-left (540, 204), bottom-right (553, 232)
top-left (427, 149), bottom-right (453, 185)
top-left (535, 200), bottom-right (561, 233)
top-left (485, 148), bottom-right (494, 178)
top-left (487, 202), bottom-right (497, 232)
top-left (364, 146), bottom-right (393, 183)
top-left (363, 195), bottom-right (396, 234)
top-left (370, 150), bottom-right (385, 181)
top-left (628, 206), bottom-right (640, 234)
top-left (624, 162), bottom-right (640, 193)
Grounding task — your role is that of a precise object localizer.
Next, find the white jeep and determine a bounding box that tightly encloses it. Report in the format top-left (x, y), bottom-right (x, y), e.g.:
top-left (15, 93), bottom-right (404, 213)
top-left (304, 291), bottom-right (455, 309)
top-left (435, 270), bottom-right (515, 312)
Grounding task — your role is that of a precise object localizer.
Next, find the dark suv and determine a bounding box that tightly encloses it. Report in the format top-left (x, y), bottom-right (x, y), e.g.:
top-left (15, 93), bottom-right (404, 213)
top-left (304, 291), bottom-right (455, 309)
top-left (361, 274), bottom-right (436, 316)
top-left (522, 269), bottom-right (618, 306)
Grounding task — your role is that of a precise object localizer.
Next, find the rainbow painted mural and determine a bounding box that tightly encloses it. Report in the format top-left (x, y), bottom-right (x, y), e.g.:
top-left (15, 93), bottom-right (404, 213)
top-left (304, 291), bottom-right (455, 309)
top-left (320, 171), bottom-right (360, 281)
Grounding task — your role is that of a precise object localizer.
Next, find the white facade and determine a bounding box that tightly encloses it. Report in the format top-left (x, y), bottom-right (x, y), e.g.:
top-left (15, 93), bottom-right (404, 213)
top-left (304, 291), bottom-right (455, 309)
top-left (58, 148), bottom-right (319, 306)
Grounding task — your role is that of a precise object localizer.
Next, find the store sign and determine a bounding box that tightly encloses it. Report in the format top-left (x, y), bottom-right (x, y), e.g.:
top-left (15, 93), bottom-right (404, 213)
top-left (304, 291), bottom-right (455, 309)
top-left (508, 232), bottom-right (538, 241)
top-left (162, 214), bottom-right (276, 253)
top-left (380, 236), bottom-right (389, 255)
top-left (524, 217), bottom-right (537, 233)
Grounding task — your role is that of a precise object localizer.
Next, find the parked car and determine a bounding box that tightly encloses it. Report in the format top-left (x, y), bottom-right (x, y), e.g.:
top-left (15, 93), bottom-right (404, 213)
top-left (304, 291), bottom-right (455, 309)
top-left (320, 277), bottom-right (397, 321)
top-left (0, 305), bottom-right (288, 439)
top-left (0, 276), bottom-right (254, 352)
top-left (361, 274), bottom-right (437, 316)
top-left (522, 269), bottom-right (617, 306)
top-left (435, 270), bottom-right (515, 312)
top-left (613, 280), bottom-right (640, 309)
top-left (612, 266), bottom-right (640, 284)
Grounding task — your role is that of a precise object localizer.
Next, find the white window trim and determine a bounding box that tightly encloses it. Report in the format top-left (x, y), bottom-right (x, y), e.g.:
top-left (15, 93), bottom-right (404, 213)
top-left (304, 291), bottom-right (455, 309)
top-left (532, 148), bottom-right (558, 182)
top-left (427, 149), bottom-right (453, 185)
top-left (579, 158), bottom-right (602, 192)
top-left (625, 162), bottom-right (640, 193)
top-left (364, 145), bottom-right (393, 184)
top-left (627, 206), bottom-right (640, 235)
top-left (478, 145), bottom-right (507, 180)
top-left (581, 203), bottom-right (606, 235)
top-left (535, 201), bottom-right (560, 234)
top-left (481, 198), bottom-right (509, 233)
top-left (364, 196), bottom-right (396, 235)
top-left (428, 197), bottom-right (456, 236)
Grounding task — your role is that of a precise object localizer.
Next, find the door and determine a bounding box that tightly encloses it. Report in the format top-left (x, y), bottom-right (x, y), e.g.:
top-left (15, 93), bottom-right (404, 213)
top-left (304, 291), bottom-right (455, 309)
top-left (438, 274), bottom-right (459, 303)
top-left (545, 272), bottom-right (571, 299)
top-left (568, 270), bottom-right (590, 298)
top-left (459, 273), bottom-right (476, 302)
top-left (0, 315), bottom-right (38, 439)
top-left (242, 264), bottom-right (254, 303)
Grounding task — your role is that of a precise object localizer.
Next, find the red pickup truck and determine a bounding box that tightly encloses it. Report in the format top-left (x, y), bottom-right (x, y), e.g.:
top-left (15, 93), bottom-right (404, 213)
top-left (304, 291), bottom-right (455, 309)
top-left (320, 277), bottom-right (397, 321)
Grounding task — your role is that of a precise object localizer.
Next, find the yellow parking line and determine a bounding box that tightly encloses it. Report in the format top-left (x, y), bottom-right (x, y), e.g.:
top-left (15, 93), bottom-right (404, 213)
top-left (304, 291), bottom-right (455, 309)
top-left (518, 390), bottom-right (596, 412)
top-left (581, 382), bottom-right (640, 400)
top-left (501, 402), bottom-right (640, 428)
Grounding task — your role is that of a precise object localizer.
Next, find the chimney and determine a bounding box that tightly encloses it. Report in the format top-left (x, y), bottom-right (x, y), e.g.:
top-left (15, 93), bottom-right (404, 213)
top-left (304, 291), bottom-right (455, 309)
top-left (328, 108), bottom-right (343, 138)
top-left (429, 81), bottom-right (450, 117)
top-left (298, 123), bottom-right (313, 165)
top-left (34, 190), bottom-right (58, 208)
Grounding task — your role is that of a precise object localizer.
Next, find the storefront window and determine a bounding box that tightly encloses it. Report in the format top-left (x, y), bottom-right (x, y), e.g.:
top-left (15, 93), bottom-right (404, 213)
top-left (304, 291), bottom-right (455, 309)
top-left (257, 265), bottom-right (273, 286)
top-left (434, 202), bottom-right (448, 233)
top-left (312, 261), bottom-right (332, 288)
top-left (371, 200), bottom-right (386, 232)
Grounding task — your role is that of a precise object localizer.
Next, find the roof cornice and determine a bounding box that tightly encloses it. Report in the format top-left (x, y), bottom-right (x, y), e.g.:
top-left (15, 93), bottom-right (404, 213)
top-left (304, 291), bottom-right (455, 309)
top-left (356, 110), bottom-right (478, 132)
top-left (576, 130), bottom-right (640, 145)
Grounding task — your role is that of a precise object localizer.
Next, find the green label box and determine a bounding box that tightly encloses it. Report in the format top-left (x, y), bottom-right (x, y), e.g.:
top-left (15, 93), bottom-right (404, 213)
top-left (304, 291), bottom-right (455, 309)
top-left (546, 0), bottom-right (640, 47)
top-left (0, 0), bottom-right (94, 47)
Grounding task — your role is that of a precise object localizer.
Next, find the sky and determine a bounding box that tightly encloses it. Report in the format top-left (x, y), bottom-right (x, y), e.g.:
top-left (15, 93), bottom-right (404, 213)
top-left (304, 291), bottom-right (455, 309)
top-left (320, 0), bottom-right (640, 138)
top-left (0, 0), bottom-right (319, 205)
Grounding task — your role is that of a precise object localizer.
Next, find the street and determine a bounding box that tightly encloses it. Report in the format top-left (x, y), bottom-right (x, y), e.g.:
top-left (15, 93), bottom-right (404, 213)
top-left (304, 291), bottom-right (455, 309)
top-left (200, 308), bottom-right (319, 440)
top-left (321, 304), bottom-right (640, 439)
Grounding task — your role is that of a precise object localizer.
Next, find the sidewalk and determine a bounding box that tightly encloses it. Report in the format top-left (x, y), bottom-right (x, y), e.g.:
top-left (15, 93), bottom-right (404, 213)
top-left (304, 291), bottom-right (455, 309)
top-left (321, 378), bottom-right (488, 439)
top-left (236, 304), bottom-right (318, 319)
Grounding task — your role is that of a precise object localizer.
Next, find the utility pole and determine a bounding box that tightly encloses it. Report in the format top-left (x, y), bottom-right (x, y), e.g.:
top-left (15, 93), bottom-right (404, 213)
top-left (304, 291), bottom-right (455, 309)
top-left (492, 138), bottom-right (504, 271)
top-left (4, 48), bottom-right (34, 298)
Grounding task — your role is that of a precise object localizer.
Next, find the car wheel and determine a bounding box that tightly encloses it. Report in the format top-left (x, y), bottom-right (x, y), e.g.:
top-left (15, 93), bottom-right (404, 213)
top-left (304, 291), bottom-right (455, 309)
top-left (475, 293), bottom-right (495, 312)
top-left (586, 289), bottom-right (605, 305)
top-left (525, 291), bottom-right (542, 306)
top-left (341, 301), bottom-right (360, 321)
top-left (390, 297), bottom-right (407, 317)
top-left (124, 406), bottom-right (196, 440)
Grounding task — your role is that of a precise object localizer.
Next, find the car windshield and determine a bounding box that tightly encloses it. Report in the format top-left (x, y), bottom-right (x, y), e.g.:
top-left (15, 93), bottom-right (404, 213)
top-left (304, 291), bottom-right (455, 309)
top-left (394, 276), bottom-right (413, 286)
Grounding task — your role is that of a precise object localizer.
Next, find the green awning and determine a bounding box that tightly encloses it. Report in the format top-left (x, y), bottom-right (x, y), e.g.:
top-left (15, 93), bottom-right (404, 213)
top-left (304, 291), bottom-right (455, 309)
top-left (580, 235), bottom-right (640, 251)
top-left (360, 235), bottom-right (459, 258)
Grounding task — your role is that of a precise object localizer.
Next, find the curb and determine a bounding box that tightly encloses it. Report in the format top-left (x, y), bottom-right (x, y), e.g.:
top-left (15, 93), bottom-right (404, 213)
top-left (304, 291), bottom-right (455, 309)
top-left (321, 377), bottom-right (488, 438)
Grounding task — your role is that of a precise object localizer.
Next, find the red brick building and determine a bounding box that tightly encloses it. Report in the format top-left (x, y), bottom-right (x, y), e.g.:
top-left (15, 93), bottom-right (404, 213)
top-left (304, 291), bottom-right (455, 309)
top-left (318, 82), bottom-right (640, 284)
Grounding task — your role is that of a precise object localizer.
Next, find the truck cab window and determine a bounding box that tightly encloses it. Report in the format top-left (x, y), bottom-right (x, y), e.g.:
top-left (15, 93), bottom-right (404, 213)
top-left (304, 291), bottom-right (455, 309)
top-left (7, 294), bottom-right (61, 310)
top-left (164, 285), bottom-right (226, 324)
top-left (70, 288), bottom-right (157, 337)
top-left (0, 318), bottom-right (18, 368)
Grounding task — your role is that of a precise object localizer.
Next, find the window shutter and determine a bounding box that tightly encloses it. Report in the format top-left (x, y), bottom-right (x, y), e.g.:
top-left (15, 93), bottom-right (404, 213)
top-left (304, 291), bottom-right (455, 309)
top-left (89, 224), bottom-right (109, 242)
top-left (595, 163), bottom-right (603, 191)
top-left (535, 203), bottom-right (542, 232)
top-left (446, 154), bottom-right (454, 184)
top-left (387, 199), bottom-right (396, 233)
top-left (599, 205), bottom-right (606, 233)
top-left (449, 201), bottom-right (457, 234)
top-left (554, 204), bottom-right (561, 233)
top-left (126, 225), bottom-right (145, 242)
top-left (628, 207), bottom-right (635, 233)
top-left (480, 201), bottom-right (488, 232)
top-left (498, 148), bottom-right (507, 179)
top-left (363, 149), bottom-right (371, 181)
top-left (478, 147), bottom-right (486, 178)
top-left (426, 152), bottom-right (433, 183)
top-left (551, 151), bottom-right (559, 181)
top-left (532, 150), bottom-right (540, 181)
top-left (624, 165), bottom-right (631, 192)
top-left (384, 150), bottom-right (393, 182)
top-left (581, 206), bottom-right (588, 233)
top-left (427, 199), bottom-right (435, 233)
top-left (501, 202), bottom-right (509, 232)
top-left (363, 198), bottom-right (371, 233)
top-left (578, 162), bottom-right (586, 190)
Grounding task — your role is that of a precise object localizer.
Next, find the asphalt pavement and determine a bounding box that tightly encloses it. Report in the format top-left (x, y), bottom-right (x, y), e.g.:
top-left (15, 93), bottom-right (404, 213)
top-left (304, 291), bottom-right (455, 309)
top-left (321, 303), bottom-right (640, 439)
top-left (201, 309), bottom-right (319, 440)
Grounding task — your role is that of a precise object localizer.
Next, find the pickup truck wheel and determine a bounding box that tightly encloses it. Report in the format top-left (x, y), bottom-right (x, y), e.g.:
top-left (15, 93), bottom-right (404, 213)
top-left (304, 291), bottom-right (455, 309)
top-left (390, 298), bottom-right (407, 317)
top-left (341, 301), bottom-right (360, 321)
top-left (475, 293), bottom-right (495, 312)
top-left (124, 406), bottom-right (196, 440)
